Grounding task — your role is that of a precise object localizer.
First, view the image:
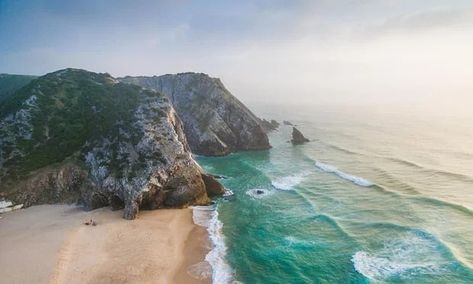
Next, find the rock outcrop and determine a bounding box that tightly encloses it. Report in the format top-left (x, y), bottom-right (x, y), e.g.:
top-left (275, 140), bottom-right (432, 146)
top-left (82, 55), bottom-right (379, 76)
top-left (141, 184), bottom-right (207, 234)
top-left (283, 120), bottom-right (293, 126)
top-left (201, 173), bottom-right (225, 197)
top-left (0, 199), bottom-right (23, 213)
top-left (291, 127), bottom-right (309, 145)
top-left (259, 118), bottom-right (280, 132)
top-left (0, 68), bottom-right (222, 219)
top-left (120, 73), bottom-right (271, 156)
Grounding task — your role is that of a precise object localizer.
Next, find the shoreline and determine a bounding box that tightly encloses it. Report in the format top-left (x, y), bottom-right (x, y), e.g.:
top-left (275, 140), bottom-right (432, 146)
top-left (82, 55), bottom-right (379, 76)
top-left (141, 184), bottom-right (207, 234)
top-left (0, 205), bottom-right (211, 283)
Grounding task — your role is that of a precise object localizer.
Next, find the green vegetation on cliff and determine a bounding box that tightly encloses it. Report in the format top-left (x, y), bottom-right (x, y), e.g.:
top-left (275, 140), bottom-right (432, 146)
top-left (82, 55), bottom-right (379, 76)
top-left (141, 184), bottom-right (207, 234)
top-left (0, 69), bottom-right (170, 192)
top-left (0, 74), bottom-right (37, 103)
top-left (0, 68), bottom-right (222, 219)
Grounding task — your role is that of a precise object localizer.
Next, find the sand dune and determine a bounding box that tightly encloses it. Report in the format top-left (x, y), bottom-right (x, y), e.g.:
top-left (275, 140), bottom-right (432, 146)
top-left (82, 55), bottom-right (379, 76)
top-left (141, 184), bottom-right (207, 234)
top-left (0, 205), bottom-right (210, 284)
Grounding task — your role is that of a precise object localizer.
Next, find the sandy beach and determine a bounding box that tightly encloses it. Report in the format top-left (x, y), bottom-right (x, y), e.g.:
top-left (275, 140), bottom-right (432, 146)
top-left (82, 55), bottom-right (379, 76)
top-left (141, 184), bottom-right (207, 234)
top-left (0, 205), bottom-right (211, 284)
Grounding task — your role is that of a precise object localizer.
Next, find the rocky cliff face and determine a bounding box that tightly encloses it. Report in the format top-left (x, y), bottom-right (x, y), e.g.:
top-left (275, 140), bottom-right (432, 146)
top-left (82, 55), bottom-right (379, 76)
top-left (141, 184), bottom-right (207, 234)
top-left (120, 73), bottom-right (271, 156)
top-left (259, 119), bottom-right (280, 132)
top-left (0, 69), bottom-right (222, 219)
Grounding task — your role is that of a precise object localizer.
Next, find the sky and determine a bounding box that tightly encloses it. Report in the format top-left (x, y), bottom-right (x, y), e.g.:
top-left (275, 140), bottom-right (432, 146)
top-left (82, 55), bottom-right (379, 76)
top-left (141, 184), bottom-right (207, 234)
top-left (1, 0), bottom-right (473, 107)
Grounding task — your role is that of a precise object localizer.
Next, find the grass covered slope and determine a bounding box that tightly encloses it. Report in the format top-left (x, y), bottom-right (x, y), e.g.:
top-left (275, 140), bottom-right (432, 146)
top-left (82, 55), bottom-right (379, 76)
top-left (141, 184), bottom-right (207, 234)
top-left (0, 69), bottom-right (138, 179)
top-left (0, 74), bottom-right (37, 103)
top-left (0, 68), bottom-right (221, 219)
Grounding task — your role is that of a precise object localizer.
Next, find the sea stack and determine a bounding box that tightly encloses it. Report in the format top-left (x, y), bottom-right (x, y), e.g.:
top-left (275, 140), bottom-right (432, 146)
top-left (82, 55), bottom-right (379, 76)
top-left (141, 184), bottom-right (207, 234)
top-left (291, 127), bottom-right (310, 145)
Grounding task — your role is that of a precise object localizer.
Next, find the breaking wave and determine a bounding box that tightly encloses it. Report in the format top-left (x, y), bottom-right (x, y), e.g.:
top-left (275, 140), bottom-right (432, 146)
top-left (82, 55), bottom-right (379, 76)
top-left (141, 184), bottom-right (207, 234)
top-left (223, 188), bottom-right (234, 197)
top-left (352, 230), bottom-right (449, 280)
top-left (271, 173), bottom-right (308, 190)
top-left (192, 205), bottom-right (234, 283)
top-left (315, 161), bottom-right (374, 187)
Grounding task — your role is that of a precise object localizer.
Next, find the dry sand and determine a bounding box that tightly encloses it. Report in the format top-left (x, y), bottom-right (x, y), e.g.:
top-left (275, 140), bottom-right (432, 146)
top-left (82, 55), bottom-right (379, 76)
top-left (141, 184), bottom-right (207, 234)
top-left (0, 205), bottom-right (211, 284)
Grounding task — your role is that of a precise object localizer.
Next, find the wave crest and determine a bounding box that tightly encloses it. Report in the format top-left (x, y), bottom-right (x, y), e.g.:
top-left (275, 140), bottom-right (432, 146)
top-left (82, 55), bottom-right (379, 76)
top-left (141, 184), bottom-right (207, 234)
top-left (271, 173), bottom-right (308, 190)
top-left (315, 161), bottom-right (374, 187)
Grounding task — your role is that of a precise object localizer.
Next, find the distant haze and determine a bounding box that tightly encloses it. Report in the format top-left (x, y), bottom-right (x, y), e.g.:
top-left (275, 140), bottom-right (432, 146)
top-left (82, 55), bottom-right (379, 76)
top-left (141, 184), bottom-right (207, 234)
top-left (1, 0), bottom-right (473, 109)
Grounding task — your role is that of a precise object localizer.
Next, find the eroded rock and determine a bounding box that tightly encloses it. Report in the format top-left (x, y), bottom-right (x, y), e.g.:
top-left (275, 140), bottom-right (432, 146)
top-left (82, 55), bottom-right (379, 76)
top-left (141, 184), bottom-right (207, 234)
top-left (0, 69), bottom-right (223, 219)
top-left (260, 119), bottom-right (280, 132)
top-left (201, 173), bottom-right (225, 197)
top-left (291, 127), bottom-right (310, 145)
top-left (119, 73), bottom-right (271, 156)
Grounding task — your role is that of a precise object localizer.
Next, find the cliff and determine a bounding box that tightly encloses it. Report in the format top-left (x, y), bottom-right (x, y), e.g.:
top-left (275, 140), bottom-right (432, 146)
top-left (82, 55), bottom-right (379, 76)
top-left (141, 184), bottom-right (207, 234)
top-left (120, 73), bottom-right (271, 156)
top-left (259, 118), bottom-right (280, 132)
top-left (0, 69), bottom-right (223, 219)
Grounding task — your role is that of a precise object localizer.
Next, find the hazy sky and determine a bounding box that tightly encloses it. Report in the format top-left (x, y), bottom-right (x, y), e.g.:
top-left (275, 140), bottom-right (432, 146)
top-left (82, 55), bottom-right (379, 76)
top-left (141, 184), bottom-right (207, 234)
top-left (1, 0), bottom-right (473, 105)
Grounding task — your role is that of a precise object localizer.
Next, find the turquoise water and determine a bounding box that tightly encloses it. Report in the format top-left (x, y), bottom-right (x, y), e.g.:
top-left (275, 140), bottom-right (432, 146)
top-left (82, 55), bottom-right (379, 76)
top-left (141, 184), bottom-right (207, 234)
top-left (197, 104), bottom-right (473, 283)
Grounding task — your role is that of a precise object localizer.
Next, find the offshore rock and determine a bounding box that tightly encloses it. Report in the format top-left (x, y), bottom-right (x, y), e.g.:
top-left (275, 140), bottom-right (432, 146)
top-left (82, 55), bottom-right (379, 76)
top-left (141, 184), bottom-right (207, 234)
top-left (291, 127), bottom-right (310, 145)
top-left (259, 119), bottom-right (280, 132)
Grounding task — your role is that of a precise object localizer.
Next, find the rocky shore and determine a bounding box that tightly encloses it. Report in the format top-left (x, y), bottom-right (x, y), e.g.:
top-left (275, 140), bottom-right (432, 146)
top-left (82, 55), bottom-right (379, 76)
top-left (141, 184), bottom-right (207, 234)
top-left (0, 69), bottom-right (226, 219)
top-left (0, 68), bottom-right (274, 283)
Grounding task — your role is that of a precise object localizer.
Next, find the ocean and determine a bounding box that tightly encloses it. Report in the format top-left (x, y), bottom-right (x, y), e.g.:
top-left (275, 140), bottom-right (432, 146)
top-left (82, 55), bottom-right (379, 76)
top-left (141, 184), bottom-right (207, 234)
top-left (193, 103), bottom-right (473, 283)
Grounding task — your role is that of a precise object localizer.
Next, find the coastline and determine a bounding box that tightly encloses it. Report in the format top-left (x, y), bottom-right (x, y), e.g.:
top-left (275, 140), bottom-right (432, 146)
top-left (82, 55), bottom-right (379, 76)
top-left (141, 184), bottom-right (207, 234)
top-left (0, 205), bottom-right (211, 283)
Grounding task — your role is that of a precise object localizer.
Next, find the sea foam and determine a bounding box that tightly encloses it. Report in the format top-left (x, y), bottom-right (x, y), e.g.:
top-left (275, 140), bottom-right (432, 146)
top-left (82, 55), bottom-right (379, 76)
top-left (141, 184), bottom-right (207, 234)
top-left (284, 236), bottom-right (315, 248)
top-left (223, 188), bottom-right (234, 197)
top-left (352, 232), bottom-right (446, 280)
top-left (192, 205), bottom-right (234, 284)
top-left (246, 188), bottom-right (273, 199)
top-left (271, 173), bottom-right (308, 190)
top-left (315, 161), bottom-right (374, 187)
